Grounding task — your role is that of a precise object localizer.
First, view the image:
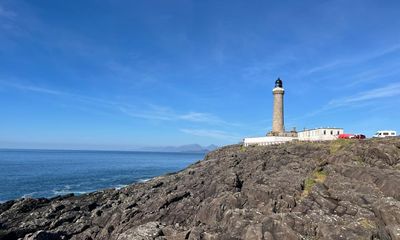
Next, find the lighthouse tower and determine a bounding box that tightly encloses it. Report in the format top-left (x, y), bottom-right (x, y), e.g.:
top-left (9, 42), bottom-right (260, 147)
top-left (272, 78), bottom-right (285, 135)
top-left (243, 77), bottom-right (297, 146)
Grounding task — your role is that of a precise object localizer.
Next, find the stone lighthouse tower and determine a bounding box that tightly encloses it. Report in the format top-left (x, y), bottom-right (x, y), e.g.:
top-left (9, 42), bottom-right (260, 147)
top-left (271, 78), bottom-right (285, 135)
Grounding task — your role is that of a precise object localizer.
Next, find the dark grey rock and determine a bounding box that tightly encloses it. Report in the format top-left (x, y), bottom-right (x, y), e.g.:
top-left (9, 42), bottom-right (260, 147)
top-left (1, 138), bottom-right (400, 239)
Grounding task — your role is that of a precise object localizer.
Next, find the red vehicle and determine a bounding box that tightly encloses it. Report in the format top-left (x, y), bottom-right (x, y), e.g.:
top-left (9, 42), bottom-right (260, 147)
top-left (338, 133), bottom-right (354, 139)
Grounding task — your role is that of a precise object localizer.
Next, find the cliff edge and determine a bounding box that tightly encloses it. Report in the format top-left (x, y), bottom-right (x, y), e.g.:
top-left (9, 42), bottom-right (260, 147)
top-left (1, 138), bottom-right (400, 240)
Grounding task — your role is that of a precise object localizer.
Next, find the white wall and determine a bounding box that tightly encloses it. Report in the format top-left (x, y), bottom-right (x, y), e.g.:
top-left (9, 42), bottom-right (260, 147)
top-left (243, 136), bottom-right (295, 146)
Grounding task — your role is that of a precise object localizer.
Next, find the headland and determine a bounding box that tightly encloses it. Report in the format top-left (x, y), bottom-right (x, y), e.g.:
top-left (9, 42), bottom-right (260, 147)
top-left (1, 138), bottom-right (400, 239)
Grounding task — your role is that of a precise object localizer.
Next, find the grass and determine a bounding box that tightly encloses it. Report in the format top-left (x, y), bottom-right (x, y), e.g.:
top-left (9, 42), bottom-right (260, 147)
top-left (359, 218), bottom-right (376, 229)
top-left (313, 169), bottom-right (327, 183)
top-left (303, 178), bottom-right (316, 197)
top-left (330, 139), bottom-right (353, 154)
top-left (302, 169), bottom-right (327, 197)
top-left (352, 156), bottom-right (364, 165)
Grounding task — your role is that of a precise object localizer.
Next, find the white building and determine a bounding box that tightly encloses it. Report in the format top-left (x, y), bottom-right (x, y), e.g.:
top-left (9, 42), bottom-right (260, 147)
top-left (297, 128), bottom-right (343, 141)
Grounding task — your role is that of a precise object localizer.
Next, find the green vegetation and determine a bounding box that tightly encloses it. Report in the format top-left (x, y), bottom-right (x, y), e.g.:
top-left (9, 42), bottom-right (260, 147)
top-left (359, 218), bottom-right (376, 229)
top-left (302, 169), bottom-right (327, 197)
top-left (313, 169), bottom-right (327, 183)
top-left (240, 145), bottom-right (246, 152)
top-left (330, 139), bottom-right (353, 154)
top-left (303, 177), bottom-right (316, 197)
top-left (352, 156), bottom-right (364, 165)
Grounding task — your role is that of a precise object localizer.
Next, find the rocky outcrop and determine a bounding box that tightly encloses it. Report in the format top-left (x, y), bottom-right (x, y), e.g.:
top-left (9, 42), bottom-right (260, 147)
top-left (1, 138), bottom-right (400, 240)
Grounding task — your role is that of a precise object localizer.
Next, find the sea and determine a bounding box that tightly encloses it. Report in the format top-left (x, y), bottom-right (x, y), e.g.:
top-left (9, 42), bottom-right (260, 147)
top-left (0, 149), bottom-right (205, 203)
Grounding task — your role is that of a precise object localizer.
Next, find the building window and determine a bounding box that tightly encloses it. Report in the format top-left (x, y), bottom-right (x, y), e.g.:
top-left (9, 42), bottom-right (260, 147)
top-left (330, 130), bottom-right (333, 135)
top-left (324, 130), bottom-right (326, 135)
top-left (337, 131), bottom-right (340, 135)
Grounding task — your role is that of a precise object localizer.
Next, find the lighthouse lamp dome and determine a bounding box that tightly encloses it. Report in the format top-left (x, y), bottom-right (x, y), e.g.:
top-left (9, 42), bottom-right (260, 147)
top-left (275, 78), bottom-right (283, 88)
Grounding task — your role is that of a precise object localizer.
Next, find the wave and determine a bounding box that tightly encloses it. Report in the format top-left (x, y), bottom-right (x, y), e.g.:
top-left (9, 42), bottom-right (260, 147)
top-left (114, 184), bottom-right (128, 190)
top-left (53, 189), bottom-right (92, 195)
top-left (21, 192), bottom-right (39, 199)
top-left (52, 185), bottom-right (94, 196)
top-left (138, 178), bottom-right (151, 183)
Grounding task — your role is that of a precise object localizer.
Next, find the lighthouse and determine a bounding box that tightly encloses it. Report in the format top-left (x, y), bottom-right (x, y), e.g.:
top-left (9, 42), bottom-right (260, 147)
top-left (243, 77), bottom-right (298, 146)
top-left (272, 78), bottom-right (285, 134)
top-left (267, 78), bottom-right (295, 137)
top-left (243, 77), bottom-right (343, 147)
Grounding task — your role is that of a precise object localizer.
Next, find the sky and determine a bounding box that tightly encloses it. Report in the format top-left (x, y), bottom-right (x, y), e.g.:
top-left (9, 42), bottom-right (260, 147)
top-left (0, 0), bottom-right (399, 150)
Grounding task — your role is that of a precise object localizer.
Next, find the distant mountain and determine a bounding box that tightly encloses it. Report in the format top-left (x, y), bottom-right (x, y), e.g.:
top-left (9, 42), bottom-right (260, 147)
top-left (205, 144), bottom-right (218, 151)
top-left (139, 144), bottom-right (218, 153)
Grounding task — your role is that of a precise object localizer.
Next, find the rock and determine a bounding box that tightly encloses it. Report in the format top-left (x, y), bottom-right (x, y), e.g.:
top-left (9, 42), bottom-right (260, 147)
top-left (117, 222), bottom-right (163, 240)
top-left (244, 224), bottom-right (263, 240)
top-left (23, 230), bottom-right (65, 240)
top-left (1, 138), bottom-right (400, 239)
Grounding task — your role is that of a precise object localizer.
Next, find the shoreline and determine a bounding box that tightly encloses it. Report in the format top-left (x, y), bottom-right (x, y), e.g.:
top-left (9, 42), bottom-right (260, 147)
top-left (1, 139), bottom-right (400, 239)
top-left (0, 150), bottom-right (203, 203)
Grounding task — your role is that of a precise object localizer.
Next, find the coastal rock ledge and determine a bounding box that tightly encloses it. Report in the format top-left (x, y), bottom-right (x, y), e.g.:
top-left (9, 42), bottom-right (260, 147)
top-left (1, 138), bottom-right (400, 240)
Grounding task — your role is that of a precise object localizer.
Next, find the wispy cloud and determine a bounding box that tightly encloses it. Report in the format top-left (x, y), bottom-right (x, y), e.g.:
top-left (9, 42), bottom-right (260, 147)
top-left (1, 80), bottom-right (234, 126)
top-left (1, 81), bottom-right (63, 95)
top-left (180, 128), bottom-right (240, 140)
top-left (0, 4), bottom-right (16, 19)
top-left (344, 64), bottom-right (400, 88)
top-left (178, 112), bottom-right (231, 125)
top-left (119, 105), bottom-right (176, 121)
top-left (0, 80), bottom-right (122, 106)
top-left (119, 105), bottom-right (235, 126)
top-left (291, 83), bottom-right (400, 121)
top-left (304, 44), bottom-right (400, 75)
top-left (328, 83), bottom-right (400, 107)
top-left (305, 61), bottom-right (341, 75)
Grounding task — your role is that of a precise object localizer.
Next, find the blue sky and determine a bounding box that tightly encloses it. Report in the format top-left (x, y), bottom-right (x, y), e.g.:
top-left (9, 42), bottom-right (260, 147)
top-left (0, 0), bottom-right (399, 149)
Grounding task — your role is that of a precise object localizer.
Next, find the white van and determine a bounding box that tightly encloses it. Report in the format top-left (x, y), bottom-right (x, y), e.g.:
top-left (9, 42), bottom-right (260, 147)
top-left (372, 130), bottom-right (397, 138)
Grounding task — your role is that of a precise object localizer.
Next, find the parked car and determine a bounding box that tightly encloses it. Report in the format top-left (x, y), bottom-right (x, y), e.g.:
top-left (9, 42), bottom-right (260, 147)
top-left (372, 130), bottom-right (397, 138)
top-left (338, 133), bottom-right (354, 139)
top-left (349, 134), bottom-right (366, 139)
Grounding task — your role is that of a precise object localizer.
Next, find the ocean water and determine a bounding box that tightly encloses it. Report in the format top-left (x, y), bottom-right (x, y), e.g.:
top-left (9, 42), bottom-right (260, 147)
top-left (0, 149), bottom-right (204, 202)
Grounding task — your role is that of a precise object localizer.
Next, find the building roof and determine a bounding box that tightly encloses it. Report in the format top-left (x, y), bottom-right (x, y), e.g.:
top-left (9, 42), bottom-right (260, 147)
top-left (299, 127), bottom-right (343, 132)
